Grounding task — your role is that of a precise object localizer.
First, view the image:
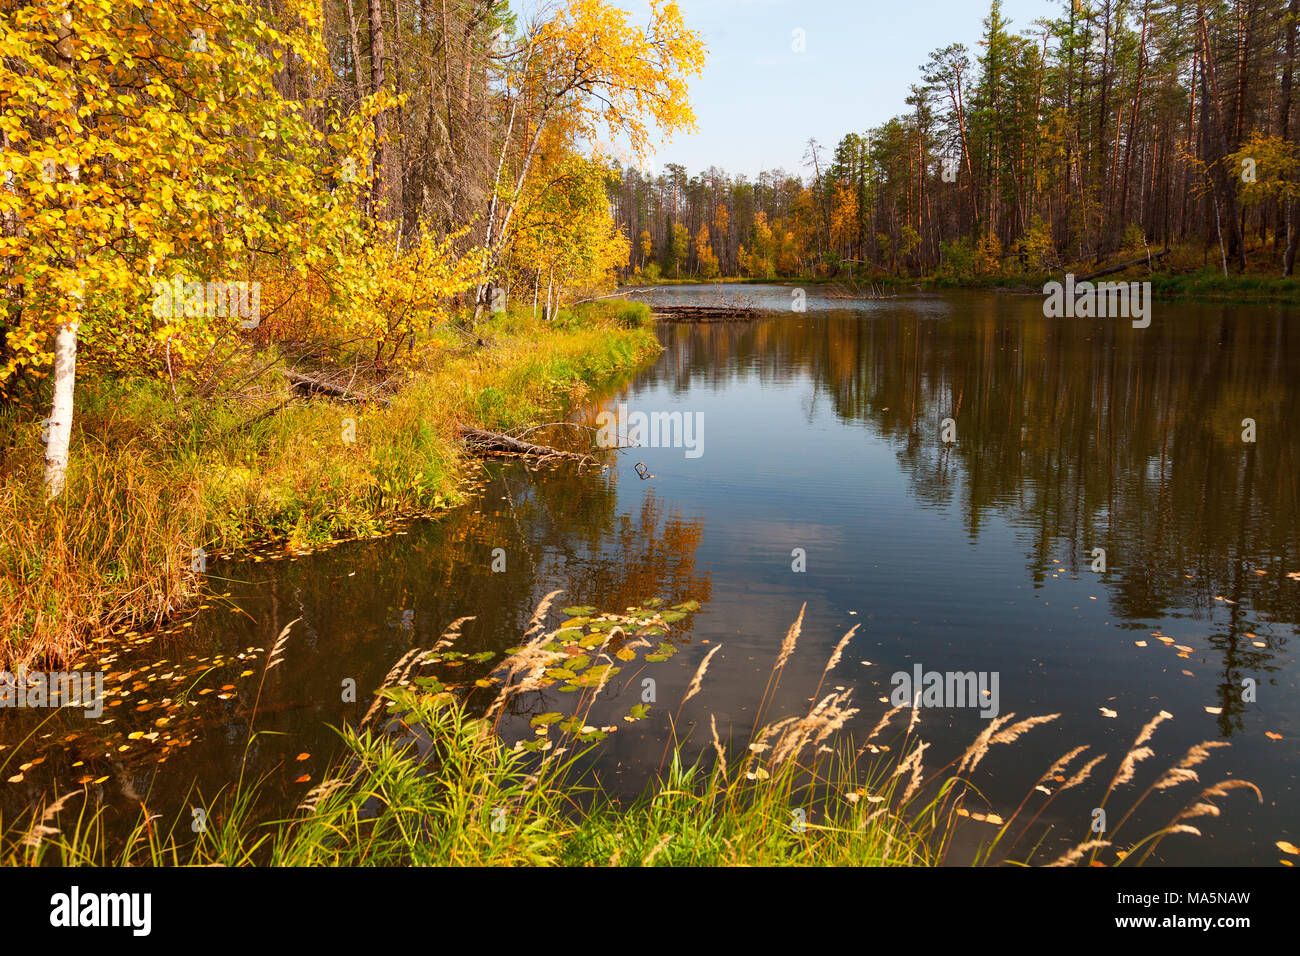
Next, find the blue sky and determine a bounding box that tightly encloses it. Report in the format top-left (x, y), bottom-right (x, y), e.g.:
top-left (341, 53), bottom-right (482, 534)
top-left (514, 0), bottom-right (1061, 180)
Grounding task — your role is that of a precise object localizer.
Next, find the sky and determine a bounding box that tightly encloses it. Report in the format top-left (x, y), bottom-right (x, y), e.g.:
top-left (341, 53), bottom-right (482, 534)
top-left (514, 0), bottom-right (1062, 181)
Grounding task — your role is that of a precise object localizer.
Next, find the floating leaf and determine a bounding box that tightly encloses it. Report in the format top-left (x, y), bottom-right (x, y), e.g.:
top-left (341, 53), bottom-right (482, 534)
top-left (530, 712), bottom-right (564, 727)
top-left (672, 600), bottom-right (701, 612)
top-left (562, 606), bottom-right (596, 617)
top-left (660, 611), bottom-right (687, 624)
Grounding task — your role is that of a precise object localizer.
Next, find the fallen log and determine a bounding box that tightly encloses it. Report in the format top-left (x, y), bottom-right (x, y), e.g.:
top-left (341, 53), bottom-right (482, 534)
top-left (279, 368), bottom-right (591, 463)
top-left (457, 425), bottom-right (595, 463)
top-left (1076, 249), bottom-right (1170, 282)
top-left (649, 304), bottom-right (759, 322)
top-left (281, 369), bottom-right (390, 405)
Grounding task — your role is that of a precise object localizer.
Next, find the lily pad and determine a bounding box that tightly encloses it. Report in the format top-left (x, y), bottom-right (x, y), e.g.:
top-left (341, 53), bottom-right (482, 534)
top-left (562, 606), bottom-right (596, 616)
top-left (530, 712), bottom-right (564, 727)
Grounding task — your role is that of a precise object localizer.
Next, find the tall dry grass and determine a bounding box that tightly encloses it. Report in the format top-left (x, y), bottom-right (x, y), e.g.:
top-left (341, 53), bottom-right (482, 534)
top-left (2, 600), bottom-right (1259, 867)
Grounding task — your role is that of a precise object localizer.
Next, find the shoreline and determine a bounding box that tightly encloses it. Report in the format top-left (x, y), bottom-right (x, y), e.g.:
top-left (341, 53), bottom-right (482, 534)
top-left (622, 265), bottom-right (1300, 306)
top-left (0, 301), bottom-right (661, 670)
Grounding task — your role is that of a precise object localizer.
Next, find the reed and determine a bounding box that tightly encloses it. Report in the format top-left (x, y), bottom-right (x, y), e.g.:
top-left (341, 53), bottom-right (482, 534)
top-left (0, 605), bottom-right (1261, 867)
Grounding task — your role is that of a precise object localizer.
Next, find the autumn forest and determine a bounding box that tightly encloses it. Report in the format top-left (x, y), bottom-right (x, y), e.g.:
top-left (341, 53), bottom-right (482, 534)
top-left (0, 0), bottom-right (1298, 888)
top-left (616, 0), bottom-right (1300, 281)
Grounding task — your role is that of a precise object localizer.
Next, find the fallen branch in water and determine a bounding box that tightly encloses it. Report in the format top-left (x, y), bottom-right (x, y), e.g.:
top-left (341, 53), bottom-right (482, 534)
top-left (456, 425), bottom-right (598, 465)
top-left (650, 304), bottom-right (758, 322)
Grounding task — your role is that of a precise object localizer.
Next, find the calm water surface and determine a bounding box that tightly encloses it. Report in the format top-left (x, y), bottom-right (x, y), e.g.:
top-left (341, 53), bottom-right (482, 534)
top-left (6, 286), bottom-right (1297, 865)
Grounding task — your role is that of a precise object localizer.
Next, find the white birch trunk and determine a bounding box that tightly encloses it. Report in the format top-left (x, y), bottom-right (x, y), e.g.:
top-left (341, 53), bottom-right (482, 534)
top-left (43, 318), bottom-right (78, 498)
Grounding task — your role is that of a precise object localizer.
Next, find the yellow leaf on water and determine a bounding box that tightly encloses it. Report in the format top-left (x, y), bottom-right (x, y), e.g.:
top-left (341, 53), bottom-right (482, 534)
top-left (1277, 841), bottom-right (1299, 855)
top-left (1205, 706), bottom-right (1223, 715)
top-left (1100, 707), bottom-right (1118, 718)
top-left (1265, 732), bottom-right (1283, 740)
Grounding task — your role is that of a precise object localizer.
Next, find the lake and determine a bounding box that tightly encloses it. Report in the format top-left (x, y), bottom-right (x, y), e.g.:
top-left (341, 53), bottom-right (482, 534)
top-left (6, 284), bottom-right (1297, 865)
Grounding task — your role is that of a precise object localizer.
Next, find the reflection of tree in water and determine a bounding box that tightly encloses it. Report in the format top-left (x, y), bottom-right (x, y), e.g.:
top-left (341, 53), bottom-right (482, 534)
top-left (636, 297), bottom-right (1299, 732)
top-left (21, 453), bottom-right (714, 841)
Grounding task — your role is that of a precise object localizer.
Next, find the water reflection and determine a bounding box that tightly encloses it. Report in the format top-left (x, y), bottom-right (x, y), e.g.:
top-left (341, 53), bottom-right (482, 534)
top-left (5, 287), bottom-right (1296, 865)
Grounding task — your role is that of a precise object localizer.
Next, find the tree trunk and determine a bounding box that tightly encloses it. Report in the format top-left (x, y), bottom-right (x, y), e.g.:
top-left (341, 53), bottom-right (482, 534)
top-left (44, 8), bottom-right (80, 500)
top-left (43, 319), bottom-right (78, 498)
top-left (368, 0), bottom-right (391, 217)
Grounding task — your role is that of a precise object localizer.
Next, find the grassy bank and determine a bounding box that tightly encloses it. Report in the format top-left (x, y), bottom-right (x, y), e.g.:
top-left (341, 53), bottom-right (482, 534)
top-left (2, 603), bottom-right (1255, 867)
top-left (0, 300), bottom-right (658, 669)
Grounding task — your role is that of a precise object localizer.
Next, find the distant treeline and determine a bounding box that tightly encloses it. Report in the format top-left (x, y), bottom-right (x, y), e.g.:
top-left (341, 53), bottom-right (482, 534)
top-left (611, 0), bottom-right (1299, 280)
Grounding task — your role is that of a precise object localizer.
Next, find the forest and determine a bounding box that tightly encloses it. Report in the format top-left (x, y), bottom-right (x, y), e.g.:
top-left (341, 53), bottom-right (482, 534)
top-left (614, 0), bottom-right (1300, 282)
